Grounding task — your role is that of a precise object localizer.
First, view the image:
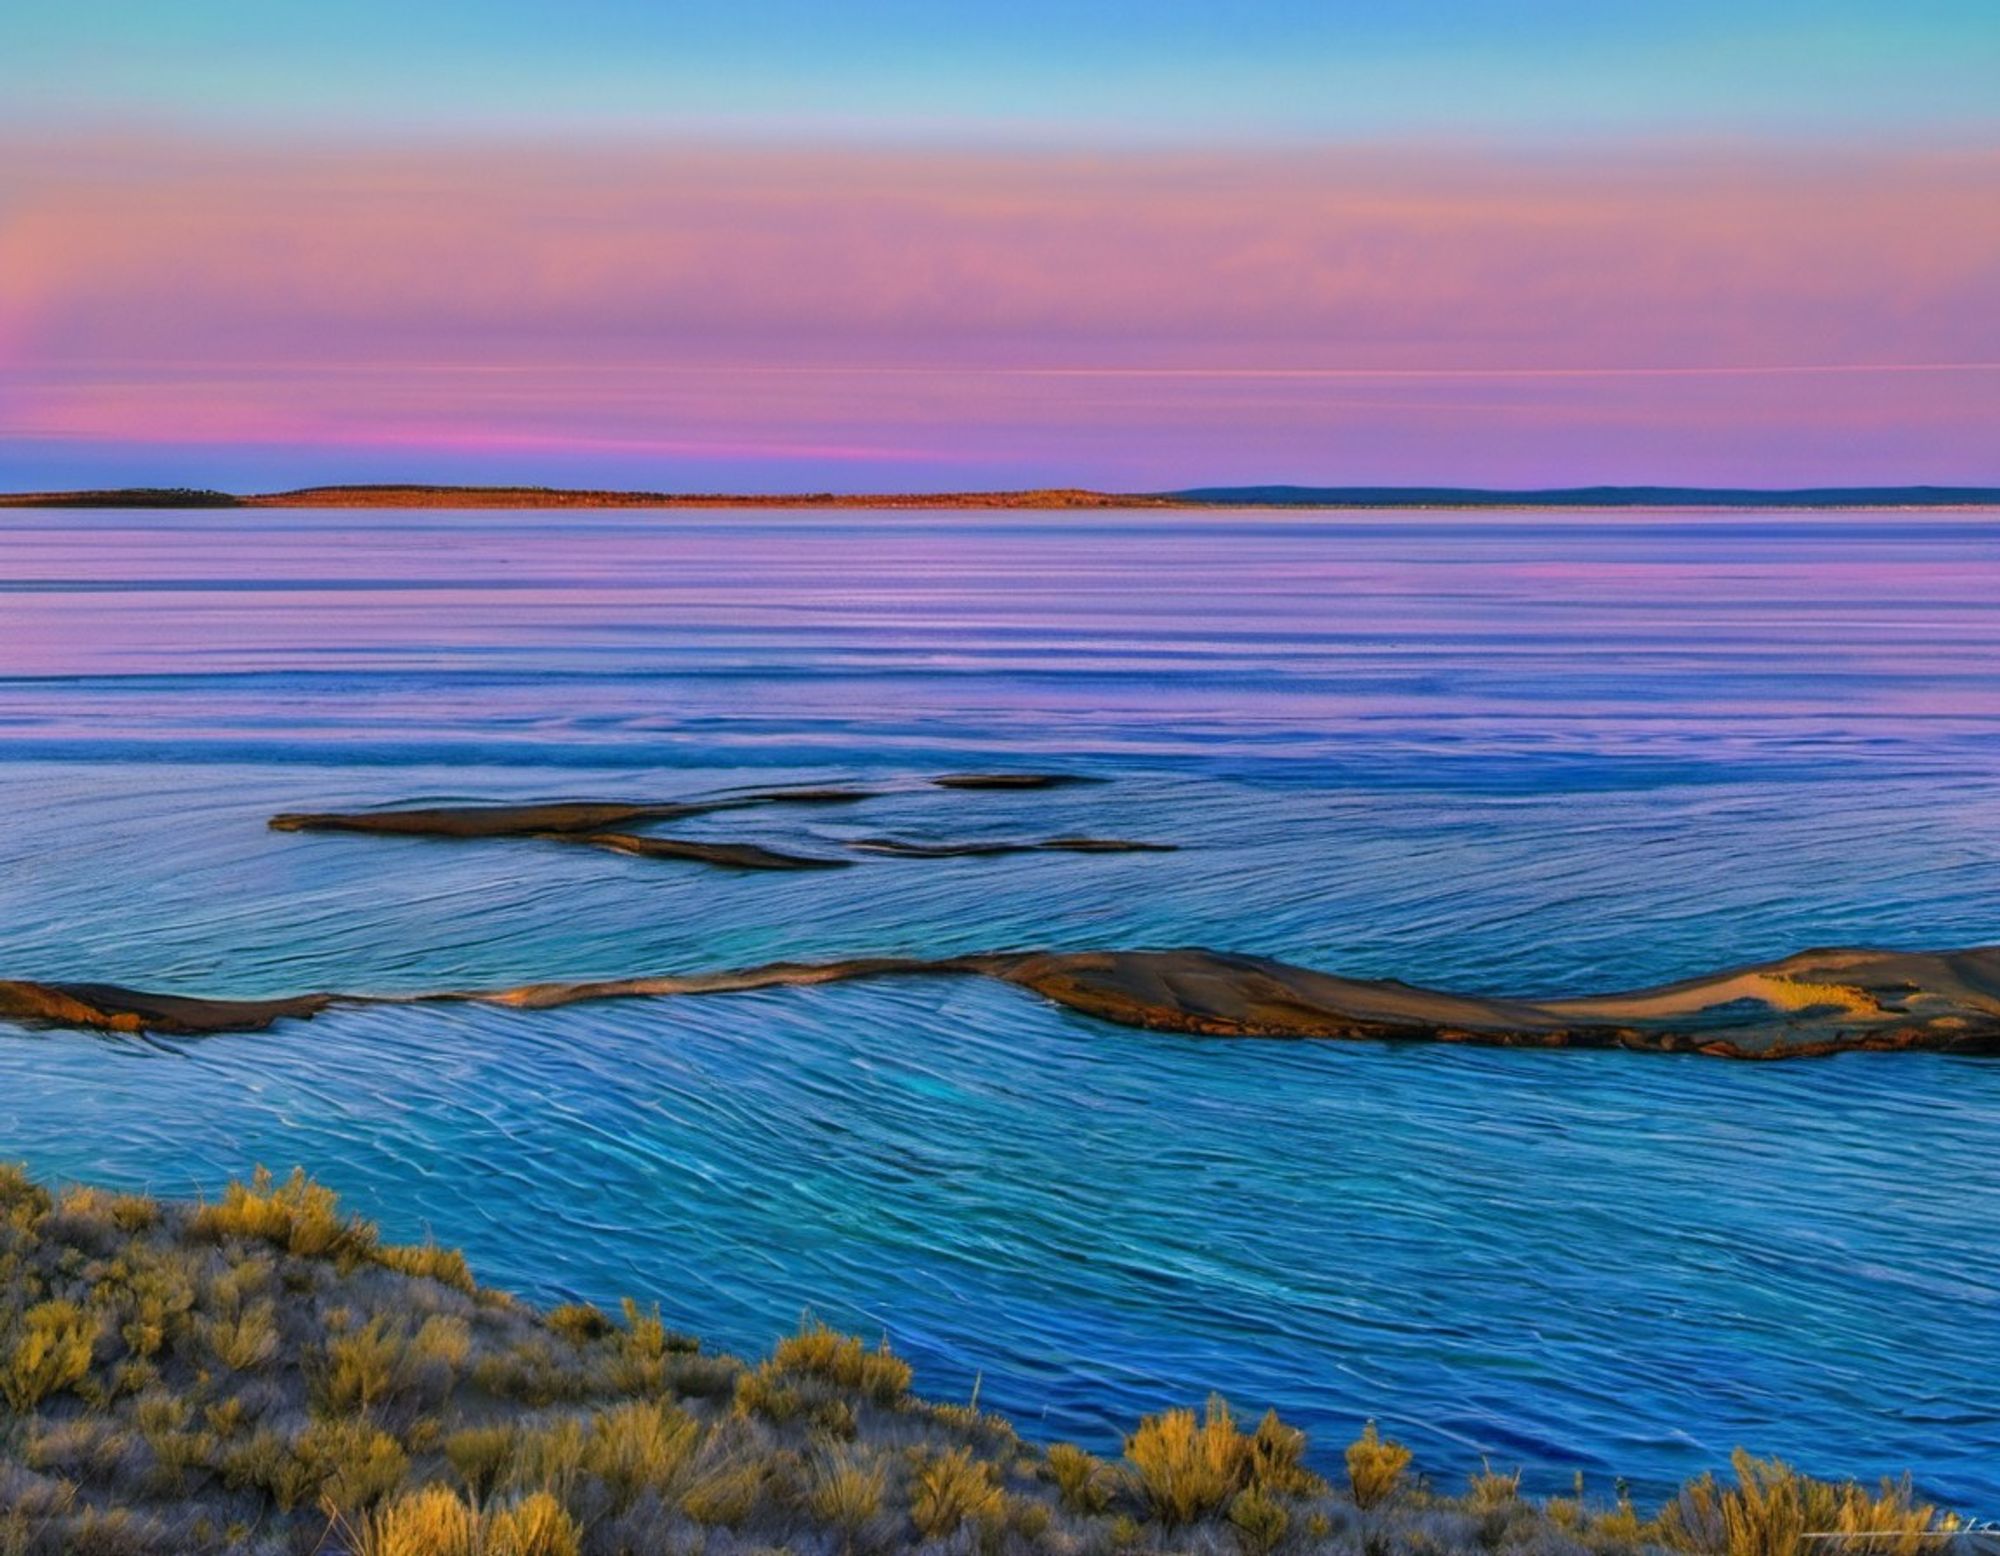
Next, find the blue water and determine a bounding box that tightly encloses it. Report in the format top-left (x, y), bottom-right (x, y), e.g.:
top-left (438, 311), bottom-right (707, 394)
top-left (1, 508), bottom-right (1996, 1508)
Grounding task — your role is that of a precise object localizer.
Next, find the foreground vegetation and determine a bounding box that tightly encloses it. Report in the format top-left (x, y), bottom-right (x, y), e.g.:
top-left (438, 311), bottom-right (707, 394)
top-left (0, 1166), bottom-right (1972, 1555)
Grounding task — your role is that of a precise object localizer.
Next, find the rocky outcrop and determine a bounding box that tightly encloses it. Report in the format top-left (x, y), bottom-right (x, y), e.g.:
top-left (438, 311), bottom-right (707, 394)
top-left (0, 981), bottom-right (333, 1037)
top-left (992, 946), bottom-right (2000, 1057)
top-left (6, 945), bottom-right (1997, 1057)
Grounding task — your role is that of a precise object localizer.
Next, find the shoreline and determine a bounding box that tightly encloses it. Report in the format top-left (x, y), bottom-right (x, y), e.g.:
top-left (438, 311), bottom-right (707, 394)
top-left (0, 1163), bottom-right (1973, 1553)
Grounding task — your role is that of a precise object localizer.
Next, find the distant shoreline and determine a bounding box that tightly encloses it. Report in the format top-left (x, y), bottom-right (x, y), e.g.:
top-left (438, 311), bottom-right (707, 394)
top-left (3, 482), bottom-right (2000, 511)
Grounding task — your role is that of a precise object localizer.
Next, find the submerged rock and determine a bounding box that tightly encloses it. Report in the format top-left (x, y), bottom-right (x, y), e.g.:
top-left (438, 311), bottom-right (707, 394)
top-left (565, 833), bottom-right (850, 870)
top-left (850, 836), bottom-right (1175, 857)
top-left (930, 773), bottom-right (1102, 790)
top-left (269, 788), bottom-right (878, 839)
top-left (270, 801), bottom-right (697, 837)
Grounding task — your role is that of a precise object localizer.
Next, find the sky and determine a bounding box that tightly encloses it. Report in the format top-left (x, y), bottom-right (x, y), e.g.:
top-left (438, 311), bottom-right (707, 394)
top-left (4, 2), bottom-right (1998, 491)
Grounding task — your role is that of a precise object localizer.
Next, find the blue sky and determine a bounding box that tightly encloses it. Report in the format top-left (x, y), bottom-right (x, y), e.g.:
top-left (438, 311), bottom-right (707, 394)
top-left (10, 1), bottom-right (1998, 144)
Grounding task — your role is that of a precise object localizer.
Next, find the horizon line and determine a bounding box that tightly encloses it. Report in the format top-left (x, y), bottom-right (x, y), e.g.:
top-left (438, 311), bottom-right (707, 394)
top-left (6, 481), bottom-right (2000, 513)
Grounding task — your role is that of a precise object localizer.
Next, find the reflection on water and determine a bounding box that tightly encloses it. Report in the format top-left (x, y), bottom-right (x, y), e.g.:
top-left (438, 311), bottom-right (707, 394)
top-left (1, 509), bottom-right (1996, 1505)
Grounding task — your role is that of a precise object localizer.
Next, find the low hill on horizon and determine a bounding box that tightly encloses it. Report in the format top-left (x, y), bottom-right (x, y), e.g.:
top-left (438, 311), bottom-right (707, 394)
top-left (1168, 483), bottom-right (2000, 508)
top-left (2, 482), bottom-right (1997, 510)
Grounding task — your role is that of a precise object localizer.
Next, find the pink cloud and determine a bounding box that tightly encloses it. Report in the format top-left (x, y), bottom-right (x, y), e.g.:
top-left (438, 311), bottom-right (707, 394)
top-left (3, 137), bottom-right (1997, 484)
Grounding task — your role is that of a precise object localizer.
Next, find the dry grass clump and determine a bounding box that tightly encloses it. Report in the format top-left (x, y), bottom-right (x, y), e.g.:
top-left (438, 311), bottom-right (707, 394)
top-left (1125, 1394), bottom-right (1329, 1527)
top-left (909, 1443), bottom-right (1005, 1538)
top-left (1657, 1449), bottom-right (1959, 1556)
top-left (1047, 1440), bottom-right (1116, 1514)
top-left (2, 1298), bottom-right (97, 1410)
top-left (769, 1313), bottom-right (913, 1403)
top-left (372, 1240), bottom-right (476, 1295)
top-left (580, 1399), bottom-right (700, 1508)
top-left (1468, 1459), bottom-right (1524, 1509)
top-left (1127, 1396), bottom-right (1253, 1526)
top-left (190, 1166), bottom-right (375, 1263)
top-left (349, 1485), bottom-right (581, 1556)
top-left (1346, 1417), bottom-right (1414, 1509)
top-left (0, 1161), bottom-right (1971, 1556)
top-left (807, 1446), bottom-right (888, 1545)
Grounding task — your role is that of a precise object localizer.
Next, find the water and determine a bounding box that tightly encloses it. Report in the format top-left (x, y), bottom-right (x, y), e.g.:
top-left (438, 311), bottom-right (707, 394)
top-left (1, 507), bottom-right (1996, 1509)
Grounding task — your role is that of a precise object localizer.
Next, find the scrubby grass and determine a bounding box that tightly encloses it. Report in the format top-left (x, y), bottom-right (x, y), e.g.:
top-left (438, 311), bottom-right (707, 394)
top-left (1657, 1450), bottom-right (1959, 1556)
top-left (0, 1164), bottom-right (1974, 1555)
top-left (1347, 1417), bottom-right (1414, 1509)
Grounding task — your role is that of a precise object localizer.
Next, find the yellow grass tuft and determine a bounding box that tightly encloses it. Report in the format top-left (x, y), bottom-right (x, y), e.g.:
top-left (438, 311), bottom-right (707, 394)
top-left (1657, 1449), bottom-right (1957, 1556)
top-left (191, 1167), bottom-right (377, 1262)
top-left (3, 1299), bottom-right (96, 1410)
top-left (583, 1400), bottom-right (701, 1509)
top-left (353, 1483), bottom-right (479, 1556)
top-left (1229, 1485), bottom-right (1291, 1554)
top-left (771, 1315), bottom-right (913, 1404)
top-left (1468, 1460), bottom-right (1523, 1509)
top-left (1126, 1395), bottom-right (1249, 1526)
top-left (808, 1447), bottom-right (887, 1543)
top-left (375, 1240), bottom-right (476, 1295)
top-left (909, 1444), bottom-right (1004, 1539)
top-left (1345, 1419), bottom-right (1412, 1510)
top-left (484, 1492), bottom-right (583, 1556)
top-left (680, 1458), bottom-right (765, 1529)
top-left (1046, 1441), bottom-right (1114, 1515)
top-left (444, 1425), bottom-right (516, 1500)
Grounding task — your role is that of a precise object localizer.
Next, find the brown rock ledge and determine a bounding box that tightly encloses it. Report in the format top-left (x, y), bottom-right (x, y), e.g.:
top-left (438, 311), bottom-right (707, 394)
top-left (5, 945), bottom-right (1997, 1056)
top-left (268, 789), bottom-right (877, 838)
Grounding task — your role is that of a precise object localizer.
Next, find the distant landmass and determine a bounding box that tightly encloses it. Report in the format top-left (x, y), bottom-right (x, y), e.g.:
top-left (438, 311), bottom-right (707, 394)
top-left (2, 482), bottom-right (1998, 510)
top-left (1170, 484), bottom-right (2000, 508)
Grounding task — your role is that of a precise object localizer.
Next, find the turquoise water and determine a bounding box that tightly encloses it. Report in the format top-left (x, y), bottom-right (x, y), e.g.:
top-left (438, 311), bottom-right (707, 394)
top-left (1, 508), bottom-right (1997, 1507)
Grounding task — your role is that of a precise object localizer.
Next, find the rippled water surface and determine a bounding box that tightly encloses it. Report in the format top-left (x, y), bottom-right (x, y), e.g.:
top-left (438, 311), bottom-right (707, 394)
top-left (2, 508), bottom-right (1997, 1506)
